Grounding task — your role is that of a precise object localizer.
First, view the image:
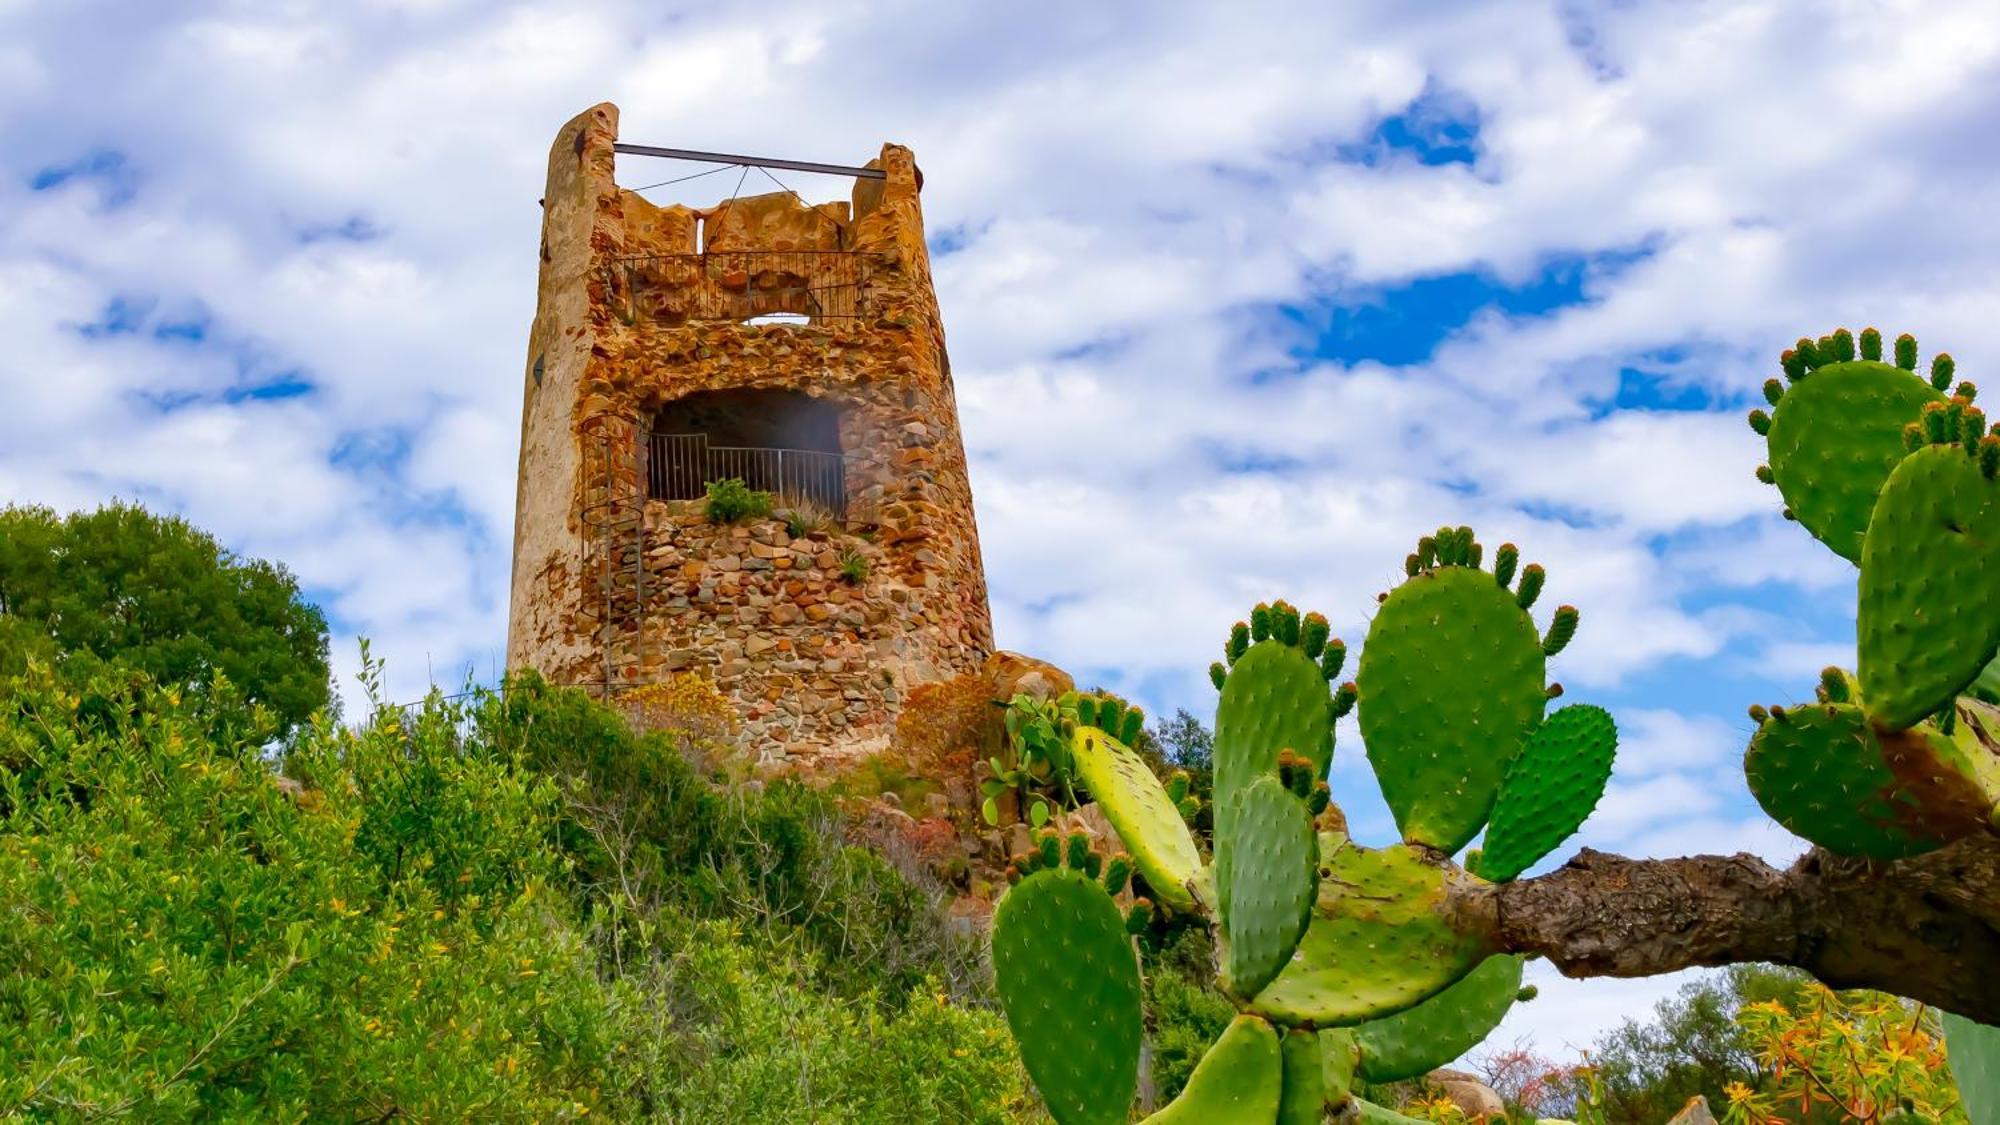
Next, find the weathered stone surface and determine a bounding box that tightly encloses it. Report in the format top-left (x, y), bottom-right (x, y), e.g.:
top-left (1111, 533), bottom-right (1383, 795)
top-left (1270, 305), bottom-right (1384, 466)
top-left (505, 103), bottom-right (993, 769)
top-left (983, 650), bottom-right (1075, 702)
top-left (1429, 1070), bottom-right (1506, 1121)
top-left (1666, 1095), bottom-right (1718, 1125)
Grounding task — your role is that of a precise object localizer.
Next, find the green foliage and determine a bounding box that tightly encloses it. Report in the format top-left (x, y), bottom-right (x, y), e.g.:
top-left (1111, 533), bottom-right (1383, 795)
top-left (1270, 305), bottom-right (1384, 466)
top-left (837, 545), bottom-right (871, 584)
top-left (780, 502), bottom-right (836, 539)
top-left (703, 477), bottom-right (775, 524)
top-left (1585, 965), bottom-right (1812, 1123)
top-left (0, 502), bottom-right (330, 732)
top-left (1146, 947), bottom-right (1237, 1104)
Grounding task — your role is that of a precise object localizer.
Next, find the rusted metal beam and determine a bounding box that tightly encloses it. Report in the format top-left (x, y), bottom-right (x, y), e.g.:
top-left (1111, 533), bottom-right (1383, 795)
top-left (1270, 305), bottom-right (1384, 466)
top-left (613, 143), bottom-right (886, 180)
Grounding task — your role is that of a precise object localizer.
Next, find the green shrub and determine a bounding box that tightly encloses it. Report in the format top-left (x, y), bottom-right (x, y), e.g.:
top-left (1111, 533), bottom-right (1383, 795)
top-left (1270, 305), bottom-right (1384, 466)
top-left (837, 546), bottom-right (871, 584)
top-left (704, 478), bottom-right (774, 524)
top-left (782, 503), bottom-right (837, 539)
top-left (1143, 929), bottom-right (1235, 1104)
top-left (0, 665), bottom-right (614, 1119)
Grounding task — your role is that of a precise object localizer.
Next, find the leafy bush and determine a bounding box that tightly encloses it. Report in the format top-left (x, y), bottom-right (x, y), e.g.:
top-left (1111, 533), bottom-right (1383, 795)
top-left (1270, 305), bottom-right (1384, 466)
top-left (704, 478), bottom-right (774, 524)
top-left (837, 545), bottom-right (870, 584)
top-left (0, 503), bottom-right (330, 732)
top-left (781, 503), bottom-right (837, 539)
top-left (0, 665), bottom-right (614, 1119)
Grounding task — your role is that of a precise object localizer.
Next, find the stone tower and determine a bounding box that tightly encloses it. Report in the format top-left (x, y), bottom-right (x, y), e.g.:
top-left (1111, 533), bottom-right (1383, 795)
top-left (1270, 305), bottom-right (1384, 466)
top-left (506, 103), bottom-right (994, 765)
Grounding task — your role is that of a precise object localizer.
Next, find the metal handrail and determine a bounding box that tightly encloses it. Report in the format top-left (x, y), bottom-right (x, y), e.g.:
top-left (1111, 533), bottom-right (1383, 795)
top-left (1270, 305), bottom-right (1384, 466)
top-left (648, 432), bottom-right (847, 515)
top-left (609, 249), bottom-right (872, 324)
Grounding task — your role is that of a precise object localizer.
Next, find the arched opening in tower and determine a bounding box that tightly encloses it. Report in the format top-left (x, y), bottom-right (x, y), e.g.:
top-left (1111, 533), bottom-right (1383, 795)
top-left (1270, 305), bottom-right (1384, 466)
top-left (648, 389), bottom-right (848, 515)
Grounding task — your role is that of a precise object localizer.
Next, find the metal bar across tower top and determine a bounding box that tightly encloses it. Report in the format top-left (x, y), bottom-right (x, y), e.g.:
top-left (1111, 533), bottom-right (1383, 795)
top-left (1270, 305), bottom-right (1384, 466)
top-left (613, 143), bottom-right (886, 181)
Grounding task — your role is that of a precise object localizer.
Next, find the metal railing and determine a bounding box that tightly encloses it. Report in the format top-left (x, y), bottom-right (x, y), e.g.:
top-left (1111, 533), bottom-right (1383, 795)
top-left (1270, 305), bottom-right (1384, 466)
top-left (610, 250), bottom-right (871, 324)
top-left (649, 432), bottom-right (847, 515)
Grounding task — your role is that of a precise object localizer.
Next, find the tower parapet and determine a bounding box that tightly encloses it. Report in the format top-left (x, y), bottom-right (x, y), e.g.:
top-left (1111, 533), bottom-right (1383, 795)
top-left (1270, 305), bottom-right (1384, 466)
top-left (506, 103), bottom-right (994, 765)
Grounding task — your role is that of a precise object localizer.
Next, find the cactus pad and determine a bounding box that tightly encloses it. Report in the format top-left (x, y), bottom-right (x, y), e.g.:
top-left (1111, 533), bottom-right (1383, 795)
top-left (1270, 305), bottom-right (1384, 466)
top-left (1351, 1099), bottom-right (1428, 1123)
top-left (1246, 834), bottom-right (1492, 1027)
top-left (1319, 1029), bottom-right (1359, 1107)
top-left (1744, 701), bottom-right (1992, 859)
top-left (992, 869), bottom-right (1143, 1124)
top-left (1761, 340), bottom-right (1945, 562)
top-left (1068, 724), bottom-right (1201, 911)
top-left (1943, 1013), bottom-right (2000, 1125)
top-left (1352, 954), bottom-right (1526, 1083)
top-left (1139, 1014), bottom-right (1282, 1124)
top-left (1477, 705), bottom-right (1619, 882)
top-left (1218, 775), bottom-right (1318, 1000)
top-left (1358, 538), bottom-right (1550, 854)
top-left (1858, 441), bottom-right (2000, 729)
top-left (1276, 1029), bottom-right (1327, 1125)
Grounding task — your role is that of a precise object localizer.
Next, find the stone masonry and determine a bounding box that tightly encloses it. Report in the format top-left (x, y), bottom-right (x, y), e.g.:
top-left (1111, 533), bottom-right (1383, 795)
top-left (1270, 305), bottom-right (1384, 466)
top-left (505, 103), bottom-right (994, 766)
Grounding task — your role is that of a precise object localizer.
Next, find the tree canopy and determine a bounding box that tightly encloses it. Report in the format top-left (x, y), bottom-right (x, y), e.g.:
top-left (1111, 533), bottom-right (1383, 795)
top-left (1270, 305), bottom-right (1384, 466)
top-left (0, 503), bottom-right (330, 730)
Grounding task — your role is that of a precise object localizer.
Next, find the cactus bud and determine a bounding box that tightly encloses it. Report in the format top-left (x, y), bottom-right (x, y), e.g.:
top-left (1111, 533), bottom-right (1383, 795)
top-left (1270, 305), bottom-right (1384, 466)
top-left (1932, 353), bottom-right (1956, 391)
top-left (1467, 539), bottom-right (1484, 569)
top-left (1924, 401), bottom-right (1952, 445)
top-left (1332, 681), bottom-right (1358, 719)
top-left (1748, 408), bottom-right (1772, 436)
top-left (1176, 795), bottom-right (1201, 821)
top-left (1959, 380), bottom-right (1979, 404)
top-left (1493, 542), bottom-right (1519, 589)
top-left (1405, 552), bottom-right (1421, 577)
top-left (1309, 780), bottom-right (1330, 817)
top-left (1517, 985), bottom-right (1540, 1002)
top-left (1782, 506), bottom-right (1798, 520)
top-left (1416, 535), bottom-right (1438, 571)
top-left (1762, 377), bottom-right (1785, 406)
top-left (1320, 638), bottom-right (1348, 682)
top-left (1981, 435), bottom-right (2000, 481)
top-left (1542, 605), bottom-right (1580, 656)
top-left (1209, 661), bottom-right (1227, 690)
top-left (1859, 327), bottom-right (1882, 361)
top-left (1545, 682), bottom-right (1564, 699)
top-left (1818, 666), bottom-right (1851, 704)
top-left (1755, 463), bottom-right (1775, 484)
top-left (1895, 333), bottom-right (1918, 370)
top-left (1280, 604), bottom-right (1303, 647)
top-left (1781, 348), bottom-right (1807, 381)
top-left (1455, 526), bottom-right (1476, 566)
top-left (1120, 706), bottom-right (1144, 746)
top-left (1796, 336), bottom-right (1822, 368)
top-left (1103, 855), bottom-right (1133, 895)
top-left (1167, 771), bottom-right (1190, 803)
top-left (1065, 831), bottom-right (1091, 871)
top-left (1904, 422), bottom-right (1926, 452)
top-left (1227, 622), bottom-right (1250, 664)
top-left (1829, 328), bottom-right (1854, 363)
top-left (1748, 704), bottom-right (1769, 724)
top-left (1516, 563), bottom-right (1546, 611)
top-left (1074, 695), bottom-right (1099, 729)
top-left (1302, 612), bottom-right (1330, 659)
top-left (1083, 849), bottom-right (1103, 880)
top-left (1124, 900), bottom-right (1153, 935)
top-left (1038, 831), bottom-right (1061, 869)
top-left (1770, 704), bottom-right (1789, 722)
top-left (1250, 603), bottom-right (1273, 642)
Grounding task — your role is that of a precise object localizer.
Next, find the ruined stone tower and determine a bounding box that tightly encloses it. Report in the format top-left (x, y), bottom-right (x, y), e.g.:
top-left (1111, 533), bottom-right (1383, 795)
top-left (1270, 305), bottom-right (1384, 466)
top-left (506, 103), bottom-right (994, 765)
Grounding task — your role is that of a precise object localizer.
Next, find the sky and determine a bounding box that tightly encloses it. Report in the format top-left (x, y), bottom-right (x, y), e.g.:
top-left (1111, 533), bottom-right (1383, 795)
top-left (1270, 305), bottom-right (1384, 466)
top-left (3, 0), bottom-right (1998, 1057)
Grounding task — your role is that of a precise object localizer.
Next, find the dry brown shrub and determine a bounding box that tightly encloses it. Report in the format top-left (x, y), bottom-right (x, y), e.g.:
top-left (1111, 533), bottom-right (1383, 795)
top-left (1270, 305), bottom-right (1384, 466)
top-left (892, 672), bottom-right (1004, 779)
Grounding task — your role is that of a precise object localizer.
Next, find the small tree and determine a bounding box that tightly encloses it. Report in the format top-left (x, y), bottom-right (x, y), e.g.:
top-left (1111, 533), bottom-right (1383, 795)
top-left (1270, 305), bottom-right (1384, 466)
top-left (0, 503), bottom-right (329, 731)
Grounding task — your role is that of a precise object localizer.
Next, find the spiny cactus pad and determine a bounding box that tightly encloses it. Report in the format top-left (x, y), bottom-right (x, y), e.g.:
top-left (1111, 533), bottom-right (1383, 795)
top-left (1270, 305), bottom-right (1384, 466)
top-left (1318, 1029), bottom-right (1359, 1107)
top-left (1246, 834), bottom-right (1492, 1028)
top-left (1068, 724), bottom-right (1201, 911)
top-left (991, 869), bottom-right (1142, 1124)
top-left (1352, 954), bottom-right (1525, 1083)
top-left (1477, 705), bottom-right (1619, 882)
top-left (1760, 338), bottom-right (1945, 563)
top-left (1139, 1014), bottom-right (1282, 1124)
top-left (1359, 536), bottom-right (1550, 854)
top-left (1858, 441), bottom-right (2000, 729)
top-left (1351, 1098), bottom-right (1428, 1123)
top-left (1942, 1013), bottom-right (2000, 1125)
top-left (1276, 1029), bottom-right (1327, 1125)
top-left (1218, 775), bottom-right (1318, 1000)
top-left (1744, 701), bottom-right (1991, 859)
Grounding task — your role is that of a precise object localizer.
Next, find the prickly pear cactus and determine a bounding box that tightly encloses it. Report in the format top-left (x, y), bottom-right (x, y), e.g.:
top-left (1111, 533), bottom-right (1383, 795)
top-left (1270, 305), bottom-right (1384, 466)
top-left (1275, 1029), bottom-right (1326, 1125)
top-left (1943, 1013), bottom-right (2000, 1124)
top-left (991, 860), bottom-right (1143, 1124)
top-left (1213, 602), bottom-right (1342, 870)
top-left (1857, 397), bottom-right (2000, 729)
top-left (1351, 954), bottom-right (1525, 1083)
top-left (1141, 1014), bottom-right (1283, 1124)
top-left (1358, 527), bottom-right (1566, 854)
top-left (1753, 327), bottom-right (1949, 563)
top-left (1217, 774), bottom-right (1318, 1000)
top-left (1247, 833), bottom-right (1493, 1028)
top-left (1744, 694), bottom-right (1994, 859)
top-left (1068, 719), bottom-right (1202, 911)
top-left (1476, 705), bottom-right (1618, 882)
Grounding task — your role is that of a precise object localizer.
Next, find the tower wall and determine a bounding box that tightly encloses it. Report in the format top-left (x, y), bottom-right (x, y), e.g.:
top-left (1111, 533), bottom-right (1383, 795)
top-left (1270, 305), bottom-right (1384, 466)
top-left (506, 103), bottom-right (995, 767)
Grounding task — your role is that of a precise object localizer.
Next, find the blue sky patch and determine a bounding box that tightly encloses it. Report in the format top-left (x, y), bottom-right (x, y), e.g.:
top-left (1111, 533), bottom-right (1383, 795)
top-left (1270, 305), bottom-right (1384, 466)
top-left (31, 149), bottom-right (140, 206)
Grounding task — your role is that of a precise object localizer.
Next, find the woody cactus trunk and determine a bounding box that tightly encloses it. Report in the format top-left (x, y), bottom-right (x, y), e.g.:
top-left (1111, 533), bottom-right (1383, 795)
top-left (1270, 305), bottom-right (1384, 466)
top-left (985, 325), bottom-right (2000, 1123)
